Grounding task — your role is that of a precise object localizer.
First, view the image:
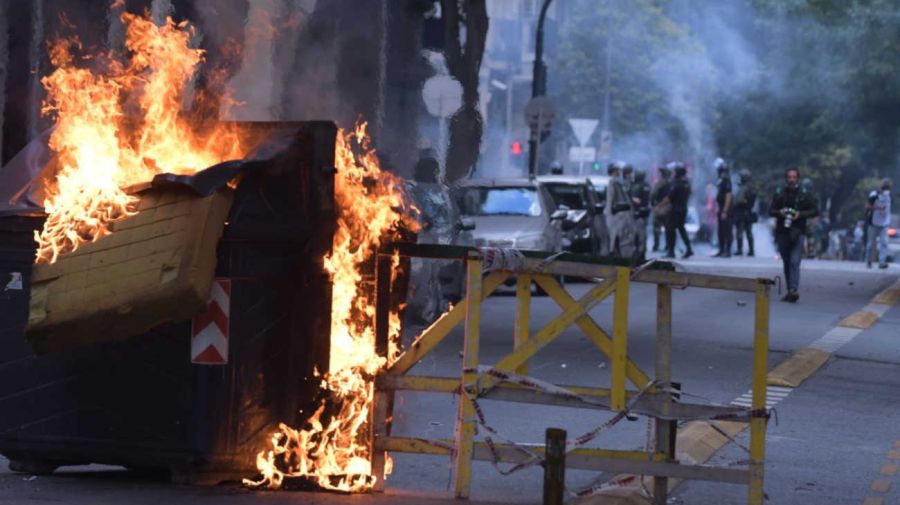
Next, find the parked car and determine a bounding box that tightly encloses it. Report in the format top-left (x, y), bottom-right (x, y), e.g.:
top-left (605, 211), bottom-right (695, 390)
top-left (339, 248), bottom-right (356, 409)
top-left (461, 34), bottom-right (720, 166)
top-left (537, 175), bottom-right (609, 256)
top-left (453, 178), bottom-right (566, 253)
top-left (887, 213), bottom-right (899, 262)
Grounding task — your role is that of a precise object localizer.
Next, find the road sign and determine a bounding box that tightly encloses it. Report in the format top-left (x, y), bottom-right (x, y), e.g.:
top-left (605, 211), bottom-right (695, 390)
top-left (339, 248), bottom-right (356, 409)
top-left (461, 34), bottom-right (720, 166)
top-left (568, 118), bottom-right (599, 146)
top-left (524, 96), bottom-right (557, 132)
top-left (422, 75), bottom-right (463, 118)
top-left (569, 146), bottom-right (596, 163)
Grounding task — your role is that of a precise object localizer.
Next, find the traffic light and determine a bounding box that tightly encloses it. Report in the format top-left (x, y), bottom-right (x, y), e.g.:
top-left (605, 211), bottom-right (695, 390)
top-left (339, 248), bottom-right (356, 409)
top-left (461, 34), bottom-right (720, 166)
top-left (511, 141), bottom-right (523, 155)
top-left (592, 161), bottom-right (602, 171)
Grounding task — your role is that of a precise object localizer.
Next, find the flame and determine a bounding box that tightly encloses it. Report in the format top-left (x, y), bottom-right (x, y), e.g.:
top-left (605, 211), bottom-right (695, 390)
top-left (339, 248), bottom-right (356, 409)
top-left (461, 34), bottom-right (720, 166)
top-left (243, 122), bottom-right (413, 492)
top-left (35, 11), bottom-right (244, 263)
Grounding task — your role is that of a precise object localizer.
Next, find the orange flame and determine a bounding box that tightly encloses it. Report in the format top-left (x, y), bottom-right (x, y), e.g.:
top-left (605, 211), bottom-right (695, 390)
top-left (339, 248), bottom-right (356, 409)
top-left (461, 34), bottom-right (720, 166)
top-left (243, 122), bottom-right (414, 492)
top-left (35, 12), bottom-right (244, 263)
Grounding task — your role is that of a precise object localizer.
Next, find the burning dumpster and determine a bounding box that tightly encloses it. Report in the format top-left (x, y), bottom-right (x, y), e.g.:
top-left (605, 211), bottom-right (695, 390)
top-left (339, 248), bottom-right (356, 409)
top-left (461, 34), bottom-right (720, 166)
top-left (0, 122), bottom-right (338, 483)
top-left (0, 9), bottom-right (415, 491)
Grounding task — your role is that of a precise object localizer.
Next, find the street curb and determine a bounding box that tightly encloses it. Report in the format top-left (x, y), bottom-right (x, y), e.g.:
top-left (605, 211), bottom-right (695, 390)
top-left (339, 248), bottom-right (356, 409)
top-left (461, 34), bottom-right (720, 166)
top-left (767, 347), bottom-right (830, 388)
top-left (838, 310), bottom-right (880, 329)
top-left (578, 276), bottom-right (900, 505)
top-left (872, 286), bottom-right (900, 305)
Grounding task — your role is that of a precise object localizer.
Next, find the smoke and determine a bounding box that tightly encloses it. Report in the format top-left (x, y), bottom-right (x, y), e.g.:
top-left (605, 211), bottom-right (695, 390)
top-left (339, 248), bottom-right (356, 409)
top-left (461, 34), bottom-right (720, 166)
top-left (0, 0), bottom-right (8, 164)
top-left (26, 0), bottom-right (44, 142)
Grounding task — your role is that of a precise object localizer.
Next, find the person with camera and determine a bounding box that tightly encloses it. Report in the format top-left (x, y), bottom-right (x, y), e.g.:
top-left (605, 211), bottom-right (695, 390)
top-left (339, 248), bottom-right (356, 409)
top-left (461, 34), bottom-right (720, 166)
top-left (769, 167), bottom-right (819, 302)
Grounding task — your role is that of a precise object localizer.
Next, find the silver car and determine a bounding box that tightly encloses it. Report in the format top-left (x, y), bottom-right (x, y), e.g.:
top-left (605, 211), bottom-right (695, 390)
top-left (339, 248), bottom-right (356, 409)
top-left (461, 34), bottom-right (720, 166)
top-left (454, 178), bottom-right (566, 252)
top-left (537, 175), bottom-right (610, 256)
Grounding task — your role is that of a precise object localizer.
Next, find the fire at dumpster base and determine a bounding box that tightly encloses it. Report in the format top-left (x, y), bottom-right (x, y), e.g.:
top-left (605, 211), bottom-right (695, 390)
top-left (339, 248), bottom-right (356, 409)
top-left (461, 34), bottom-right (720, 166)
top-left (241, 123), bottom-right (415, 492)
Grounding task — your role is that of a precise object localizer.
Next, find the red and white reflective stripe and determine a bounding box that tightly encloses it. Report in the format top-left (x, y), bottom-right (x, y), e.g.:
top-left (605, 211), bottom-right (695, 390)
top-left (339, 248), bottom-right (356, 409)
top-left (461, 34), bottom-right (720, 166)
top-left (191, 279), bottom-right (230, 365)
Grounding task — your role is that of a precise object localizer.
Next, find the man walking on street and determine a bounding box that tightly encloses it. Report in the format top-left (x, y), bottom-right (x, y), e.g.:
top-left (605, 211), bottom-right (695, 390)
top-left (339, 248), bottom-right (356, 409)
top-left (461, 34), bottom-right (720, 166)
top-left (631, 169), bottom-right (651, 259)
top-left (713, 159), bottom-right (733, 257)
top-left (733, 169), bottom-right (758, 256)
top-left (769, 167), bottom-right (819, 302)
top-left (655, 162), bottom-right (693, 259)
top-left (651, 164), bottom-right (672, 252)
top-left (865, 178), bottom-right (893, 269)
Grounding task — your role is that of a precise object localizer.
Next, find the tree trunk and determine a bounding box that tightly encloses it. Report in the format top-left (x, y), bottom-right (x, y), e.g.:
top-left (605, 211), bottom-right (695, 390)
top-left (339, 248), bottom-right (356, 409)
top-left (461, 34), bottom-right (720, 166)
top-left (441, 0), bottom-right (488, 182)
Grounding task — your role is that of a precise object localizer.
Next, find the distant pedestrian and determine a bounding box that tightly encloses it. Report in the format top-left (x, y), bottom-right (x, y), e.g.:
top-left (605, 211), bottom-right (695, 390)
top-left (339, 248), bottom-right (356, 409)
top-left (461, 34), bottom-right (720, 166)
top-left (713, 159), bottom-right (733, 257)
top-left (655, 162), bottom-right (693, 259)
top-left (769, 167), bottom-right (820, 302)
top-left (631, 169), bottom-right (651, 259)
top-left (733, 169), bottom-right (758, 256)
top-left (865, 178), bottom-right (893, 269)
top-left (851, 221), bottom-right (865, 261)
top-left (651, 164), bottom-right (672, 252)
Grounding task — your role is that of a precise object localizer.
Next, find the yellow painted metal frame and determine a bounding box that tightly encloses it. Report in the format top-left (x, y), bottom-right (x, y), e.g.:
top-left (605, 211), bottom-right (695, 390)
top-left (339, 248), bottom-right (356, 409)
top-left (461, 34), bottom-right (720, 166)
top-left (372, 250), bottom-right (771, 504)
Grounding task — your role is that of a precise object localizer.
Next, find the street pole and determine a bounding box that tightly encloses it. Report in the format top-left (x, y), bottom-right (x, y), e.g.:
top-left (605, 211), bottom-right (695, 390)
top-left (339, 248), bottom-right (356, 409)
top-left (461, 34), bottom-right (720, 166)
top-left (528, 0), bottom-right (554, 180)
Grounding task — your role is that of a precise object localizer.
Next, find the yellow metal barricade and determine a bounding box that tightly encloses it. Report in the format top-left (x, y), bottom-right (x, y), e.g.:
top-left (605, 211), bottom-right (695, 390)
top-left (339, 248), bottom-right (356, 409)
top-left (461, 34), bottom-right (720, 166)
top-left (371, 244), bottom-right (772, 505)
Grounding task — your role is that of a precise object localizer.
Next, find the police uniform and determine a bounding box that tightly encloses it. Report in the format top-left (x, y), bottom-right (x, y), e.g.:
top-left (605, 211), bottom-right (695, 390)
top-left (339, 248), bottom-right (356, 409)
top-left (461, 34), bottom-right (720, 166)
top-left (651, 173), bottom-right (671, 251)
top-left (715, 174), bottom-right (733, 256)
top-left (665, 175), bottom-right (693, 258)
top-left (733, 178), bottom-right (758, 256)
top-left (631, 176), bottom-right (651, 258)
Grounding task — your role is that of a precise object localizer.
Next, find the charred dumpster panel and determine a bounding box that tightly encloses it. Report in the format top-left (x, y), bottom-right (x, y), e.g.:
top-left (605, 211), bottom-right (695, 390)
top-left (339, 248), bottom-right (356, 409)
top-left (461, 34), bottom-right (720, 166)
top-left (0, 121), bottom-right (336, 484)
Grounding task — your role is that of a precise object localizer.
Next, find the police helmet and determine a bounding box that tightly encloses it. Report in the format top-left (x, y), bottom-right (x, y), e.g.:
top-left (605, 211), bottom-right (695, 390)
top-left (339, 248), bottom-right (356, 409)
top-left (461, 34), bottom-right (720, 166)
top-left (549, 160), bottom-right (564, 175)
top-left (801, 177), bottom-right (813, 191)
top-left (634, 169), bottom-right (646, 182)
top-left (673, 162), bottom-right (687, 177)
top-left (738, 169), bottom-right (752, 183)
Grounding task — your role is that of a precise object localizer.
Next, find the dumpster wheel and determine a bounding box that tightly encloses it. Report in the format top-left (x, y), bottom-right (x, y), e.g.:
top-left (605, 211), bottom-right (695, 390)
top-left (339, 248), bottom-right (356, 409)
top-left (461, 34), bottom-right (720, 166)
top-left (8, 457), bottom-right (60, 475)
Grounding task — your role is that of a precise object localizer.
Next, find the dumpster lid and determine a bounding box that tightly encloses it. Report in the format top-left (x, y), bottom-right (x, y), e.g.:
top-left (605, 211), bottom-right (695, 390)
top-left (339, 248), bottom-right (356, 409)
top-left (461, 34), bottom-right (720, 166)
top-left (0, 124), bottom-right (304, 217)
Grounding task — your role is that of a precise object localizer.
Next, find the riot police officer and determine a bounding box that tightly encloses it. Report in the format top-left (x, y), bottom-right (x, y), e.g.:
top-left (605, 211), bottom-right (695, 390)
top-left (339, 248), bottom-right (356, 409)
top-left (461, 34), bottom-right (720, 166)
top-left (713, 159), bottom-right (733, 257)
top-left (631, 169), bottom-right (651, 258)
top-left (733, 169), bottom-right (758, 256)
top-left (651, 164), bottom-right (672, 252)
top-left (655, 163), bottom-right (693, 259)
top-left (622, 163), bottom-right (634, 193)
top-left (606, 161), bottom-right (636, 258)
top-left (549, 160), bottom-right (564, 175)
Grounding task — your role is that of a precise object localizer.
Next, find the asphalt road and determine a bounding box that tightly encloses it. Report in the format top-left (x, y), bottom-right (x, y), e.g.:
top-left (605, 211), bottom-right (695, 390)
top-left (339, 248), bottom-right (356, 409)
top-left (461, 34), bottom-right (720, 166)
top-left (0, 255), bottom-right (897, 505)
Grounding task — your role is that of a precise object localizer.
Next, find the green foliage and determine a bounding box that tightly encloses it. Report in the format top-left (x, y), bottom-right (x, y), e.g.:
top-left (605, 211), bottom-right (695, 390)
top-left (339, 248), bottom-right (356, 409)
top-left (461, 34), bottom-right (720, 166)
top-left (553, 0), bottom-right (900, 225)
top-left (554, 0), bottom-right (694, 142)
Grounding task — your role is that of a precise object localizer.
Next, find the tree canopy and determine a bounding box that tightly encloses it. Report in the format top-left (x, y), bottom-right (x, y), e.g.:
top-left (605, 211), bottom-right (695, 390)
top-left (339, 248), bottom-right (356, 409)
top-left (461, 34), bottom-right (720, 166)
top-left (553, 0), bottom-right (900, 224)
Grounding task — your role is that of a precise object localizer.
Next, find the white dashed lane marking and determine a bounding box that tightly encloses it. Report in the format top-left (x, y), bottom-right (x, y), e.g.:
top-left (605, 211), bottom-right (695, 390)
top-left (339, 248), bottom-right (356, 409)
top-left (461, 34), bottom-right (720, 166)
top-left (729, 386), bottom-right (794, 408)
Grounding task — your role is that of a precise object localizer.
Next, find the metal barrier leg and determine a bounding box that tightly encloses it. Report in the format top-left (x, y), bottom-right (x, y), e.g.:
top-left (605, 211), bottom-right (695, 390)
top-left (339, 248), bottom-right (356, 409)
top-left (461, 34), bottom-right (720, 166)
top-left (454, 255), bottom-right (483, 499)
top-left (611, 267), bottom-right (630, 411)
top-left (749, 281), bottom-right (770, 505)
top-left (515, 274), bottom-right (532, 375)
top-left (371, 254), bottom-right (394, 491)
top-left (653, 284), bottom-right (675, 504)
top-left (543, 428), bottom-right (567, 505)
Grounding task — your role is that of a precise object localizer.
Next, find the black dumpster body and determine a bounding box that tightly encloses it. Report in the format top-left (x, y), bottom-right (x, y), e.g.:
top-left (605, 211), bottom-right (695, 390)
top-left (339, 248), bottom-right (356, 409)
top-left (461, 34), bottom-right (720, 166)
top-left (0, 122), bottom-right (336, 484)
